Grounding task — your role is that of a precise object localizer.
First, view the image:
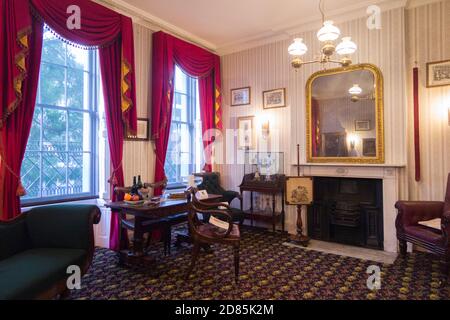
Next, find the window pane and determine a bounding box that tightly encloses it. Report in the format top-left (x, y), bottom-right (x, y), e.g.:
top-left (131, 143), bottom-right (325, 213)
top-left (67, 46), bottom-right (89, 71)
top-left (42, 109), bottom-right (67, 152)
top-left (21, 28), bottom-right (98, 203)
top-left (165, 66), bottom-right (202, 185)
top-left (68, 153), bottom-right (91, 194)
top-left (179, 123), bottom-right (191, 153)
top-left (42, 152), bottom-right (67, 197)
top-left (173, 93), bottom-right (188, 122)
top-left (66, 68), bottom-right (86, 109)
top-left (68, 111), bottom-right (91, 152)
top-left (21, 151), bottom-right (40, 199)
top-left (41, 32), bottom-right (65, 65)
top-left (26, 108), bottom-right (41, 152)
top-left (174, 66), bottom-right (188, 94)
top-left (39, 63), bottom-right (66, 106)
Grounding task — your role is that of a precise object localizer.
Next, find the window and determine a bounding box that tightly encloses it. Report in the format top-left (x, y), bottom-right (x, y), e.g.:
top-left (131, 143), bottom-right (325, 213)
top-left (21, 29), bottom-right (101, 204)
top-left (164, 66), bottom-right (203, 187)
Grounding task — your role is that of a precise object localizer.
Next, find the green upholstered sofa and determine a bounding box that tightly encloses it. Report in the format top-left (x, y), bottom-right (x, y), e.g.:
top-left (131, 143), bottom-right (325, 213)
top-left (0, 205), bottom-right (101, 300)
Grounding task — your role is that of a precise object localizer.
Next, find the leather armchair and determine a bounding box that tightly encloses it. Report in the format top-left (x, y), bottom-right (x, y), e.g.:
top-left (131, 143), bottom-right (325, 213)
top-left (395, 173), bottom-right (450, 276)
top-left (195, 172), bottom-right (245, 224)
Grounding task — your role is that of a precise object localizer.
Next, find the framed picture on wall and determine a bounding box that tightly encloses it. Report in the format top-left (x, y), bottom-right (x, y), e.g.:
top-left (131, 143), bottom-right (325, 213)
top-left (363, 138), bottom-right (376, 157)
top-left (231, 87), bottom-right (251, 106)
top-left (285, 177), bottom-right (313, 205)
top-left (263, 88), bottom-right (286, 109)
top-left (125, 118), bottom-right (149, 141)
top-left (237, 116), bottom-right (255, 149)
top-left (427, 59), bottom-right (450, 88)
top-left (355, 120), bottom-right (371, 131)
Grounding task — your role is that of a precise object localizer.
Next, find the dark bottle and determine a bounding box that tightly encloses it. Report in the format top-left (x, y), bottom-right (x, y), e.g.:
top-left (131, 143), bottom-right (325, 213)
top-left (131, 176), bottom-right (137, 195)
top-left (137, 175), bottom-right (143, 189)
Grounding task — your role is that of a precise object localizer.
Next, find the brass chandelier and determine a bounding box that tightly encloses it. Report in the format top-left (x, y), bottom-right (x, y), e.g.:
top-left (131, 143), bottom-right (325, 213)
top-left (288, 0), bottom-right (357, 69)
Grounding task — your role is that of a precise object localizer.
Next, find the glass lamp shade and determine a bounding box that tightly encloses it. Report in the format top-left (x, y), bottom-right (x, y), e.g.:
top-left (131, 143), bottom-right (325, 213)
top-left (288, 38), bottom-right (308, 56)
top-left (317, 20), bottom-right (341, 42)
top-left (336, 37), bottom-right (357, 55)
top-left (349, 84), bottom-right (362, 95)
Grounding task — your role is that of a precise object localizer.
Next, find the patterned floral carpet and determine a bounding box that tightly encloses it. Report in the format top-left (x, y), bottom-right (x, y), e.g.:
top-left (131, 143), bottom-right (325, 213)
top-left (69, 226), bottom-right (450, 300)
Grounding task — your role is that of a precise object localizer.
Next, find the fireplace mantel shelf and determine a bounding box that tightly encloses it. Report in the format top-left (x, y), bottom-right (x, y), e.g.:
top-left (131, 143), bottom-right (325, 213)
top-left (292, 163), bottom-right (406, 168)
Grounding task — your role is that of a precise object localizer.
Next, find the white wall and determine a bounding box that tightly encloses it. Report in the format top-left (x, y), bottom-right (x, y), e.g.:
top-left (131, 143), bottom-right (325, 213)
top-left (219, 7), bottom-right (409, 234)
top-left (405, 0), bottom-right (450, 201)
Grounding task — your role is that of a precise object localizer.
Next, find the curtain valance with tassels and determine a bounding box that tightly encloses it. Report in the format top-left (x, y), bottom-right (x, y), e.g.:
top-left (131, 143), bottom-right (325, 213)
top-left (1, 0), bottom-right (137, 133)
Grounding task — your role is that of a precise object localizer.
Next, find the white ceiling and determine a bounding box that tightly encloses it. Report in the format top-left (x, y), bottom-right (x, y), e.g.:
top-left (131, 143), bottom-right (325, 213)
top-left (110, 0), bottom-right (429, 54)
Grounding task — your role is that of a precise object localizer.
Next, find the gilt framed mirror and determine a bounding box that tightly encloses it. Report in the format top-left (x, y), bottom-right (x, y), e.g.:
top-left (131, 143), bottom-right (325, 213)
top-left (306, 63), bottom-right (384, 164)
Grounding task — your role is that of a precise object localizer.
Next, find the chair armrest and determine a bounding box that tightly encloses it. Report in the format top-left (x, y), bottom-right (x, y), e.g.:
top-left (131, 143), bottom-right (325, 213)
top-left (26, 205), bottom-right (101, 250)
top-left (196, 199), bottom-right (232, 210)
top-left (206, 209), bottom-right (234, 239)
top-left (191, 205), bottom-right (234, 239)
top-left (395, 201), bottom-right (444, 227)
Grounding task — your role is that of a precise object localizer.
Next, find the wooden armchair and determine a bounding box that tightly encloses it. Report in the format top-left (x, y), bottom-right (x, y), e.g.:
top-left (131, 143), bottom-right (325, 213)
top-left (185, 188), bottom-right (241, 282)
top-left (395, 173), bottom-right (450, 277)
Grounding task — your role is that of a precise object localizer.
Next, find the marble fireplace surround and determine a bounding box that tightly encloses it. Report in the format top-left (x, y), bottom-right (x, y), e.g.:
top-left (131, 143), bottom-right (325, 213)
top-left (297, 164), bottom-right (406, 253)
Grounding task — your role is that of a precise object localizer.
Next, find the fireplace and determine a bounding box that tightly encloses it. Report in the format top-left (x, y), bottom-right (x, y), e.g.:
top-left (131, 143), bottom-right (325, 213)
top-left (307, 177), bottom-right (383, 250)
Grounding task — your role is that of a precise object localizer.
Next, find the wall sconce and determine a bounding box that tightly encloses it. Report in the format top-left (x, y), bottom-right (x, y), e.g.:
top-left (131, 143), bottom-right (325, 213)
top-left (262, 120), bottom-right (270, 139)
top-left (347, 133), bottom-right (359, 157)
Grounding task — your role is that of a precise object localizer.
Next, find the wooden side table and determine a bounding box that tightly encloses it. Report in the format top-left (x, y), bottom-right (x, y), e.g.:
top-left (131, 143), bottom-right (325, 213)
top-left (239, 174), bottom-right (286, 232)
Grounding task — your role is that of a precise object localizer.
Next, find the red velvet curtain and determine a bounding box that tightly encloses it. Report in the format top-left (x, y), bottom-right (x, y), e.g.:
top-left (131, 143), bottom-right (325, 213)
top-left (0, 5), bottom-right (43, 220)
top-left (151, 31), bottom-right (222, 194)
top-left (99, 41), bottom-right (127, 250)
top-left (0, 0), bottom-right (137, 251)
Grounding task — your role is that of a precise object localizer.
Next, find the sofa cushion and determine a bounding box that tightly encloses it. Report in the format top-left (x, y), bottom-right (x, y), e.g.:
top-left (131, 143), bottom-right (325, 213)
top-left (0, 248), bottom-right (86, 300)
top-left (26, 205), bottom-right (95, 249)
top-left (0, 218), bottom-right (31, 261)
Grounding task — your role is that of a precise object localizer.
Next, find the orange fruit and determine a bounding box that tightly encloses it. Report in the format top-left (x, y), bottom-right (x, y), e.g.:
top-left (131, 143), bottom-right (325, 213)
top-left (124, 193), bottom-right (132, 201)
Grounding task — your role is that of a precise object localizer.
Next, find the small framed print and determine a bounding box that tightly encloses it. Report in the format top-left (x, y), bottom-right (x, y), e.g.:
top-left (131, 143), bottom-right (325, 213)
top-left (355, 120), bottom-right (371, 131)
top-left (237, 116), bottom-right (255, 149)
top-left (427, 59), bottom-right (450, 88)
top-left (263, 88), bottom-right (286, 109)
top-left (231, 87), bottom-right (251, 106)
top-left (363, 138), bottom-right (376, 157)
top-left (125, 118), bottom-right (149, 141)
top-left (285, 177), bottom-right (313, 205)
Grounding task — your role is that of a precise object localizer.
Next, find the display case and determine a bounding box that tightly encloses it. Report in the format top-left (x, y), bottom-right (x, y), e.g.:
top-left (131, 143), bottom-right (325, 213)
top-left (244, 152), bottom-right (284, 176)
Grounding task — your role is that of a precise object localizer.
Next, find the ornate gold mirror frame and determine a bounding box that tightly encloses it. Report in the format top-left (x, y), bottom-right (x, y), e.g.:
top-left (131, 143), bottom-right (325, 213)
top-left (306, 63), bottom-right (384, 164)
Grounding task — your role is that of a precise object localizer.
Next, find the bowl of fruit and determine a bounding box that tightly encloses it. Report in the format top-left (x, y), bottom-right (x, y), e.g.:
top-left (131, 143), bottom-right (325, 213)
top-left (123, 193), bottom-right (145, 205)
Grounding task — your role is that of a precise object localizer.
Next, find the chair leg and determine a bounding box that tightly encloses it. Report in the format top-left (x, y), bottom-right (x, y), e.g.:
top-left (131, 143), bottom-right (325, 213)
top-left (233, 245), bottom-right (240, 283)
top-left (163, 225), bottom-right (171, 256)
top-left (185, 242), bottom-right (201, 280)
top-left (399, 240), bottom-right (407, 256)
